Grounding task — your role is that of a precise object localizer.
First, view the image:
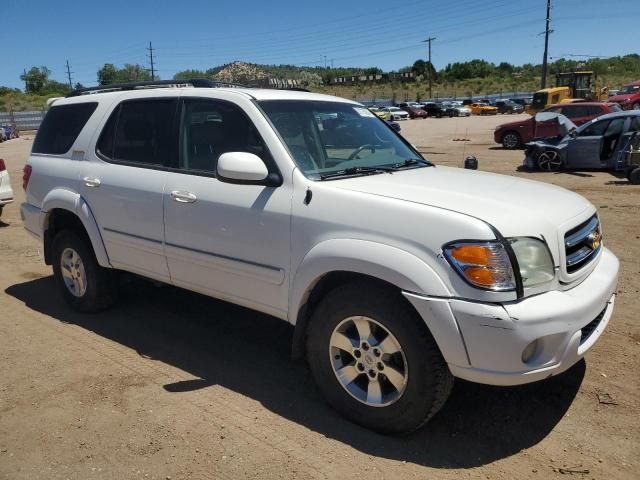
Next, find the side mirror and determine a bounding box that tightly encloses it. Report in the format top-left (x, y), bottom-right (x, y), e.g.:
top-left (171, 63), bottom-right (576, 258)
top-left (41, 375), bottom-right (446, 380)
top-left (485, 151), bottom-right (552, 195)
top-left (570, 129), bottom-right (578, 138)
top-left (217, 152), bottom-right (269, 184)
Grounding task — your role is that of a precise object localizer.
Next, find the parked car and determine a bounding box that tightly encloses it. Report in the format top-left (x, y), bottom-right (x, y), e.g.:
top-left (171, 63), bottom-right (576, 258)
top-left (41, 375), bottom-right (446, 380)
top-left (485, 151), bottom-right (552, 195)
top-left (0, 158), bottom-right (14, 218)
top-left (0, 124), bottom-right (19, 140)
top-left (379, 106), bottom-right (409, 121)
top-left (442, 102), bottom-right (471, 117)
top-left (622, 132), bottom-right (640, 183)
top-left (367, 106), bottom-right (390, 121)
top-left (492, 100), bottom-right (524, 114)
top-left (524, 111), bottom-right (640, 171)
top-left (422, 102), bottom-right (451, 118)
top-left (21, 80), bottom-right (619, 434)
top-left (494, 102), bottom-right (621, 149)
top-left (399, 104), bottom-right (428, 119)
top-left (0, 129), bottom-right (6, 143)
top-left (607, 80), bottom-right (640, 111)
top-left (469, 103), bottom-right (498, 115)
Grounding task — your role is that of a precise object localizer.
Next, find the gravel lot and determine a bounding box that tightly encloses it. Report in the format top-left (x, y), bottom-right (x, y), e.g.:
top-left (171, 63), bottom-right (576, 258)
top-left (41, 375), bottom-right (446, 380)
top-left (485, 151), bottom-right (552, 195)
top-left (0, 114), bottom-right (638, 480)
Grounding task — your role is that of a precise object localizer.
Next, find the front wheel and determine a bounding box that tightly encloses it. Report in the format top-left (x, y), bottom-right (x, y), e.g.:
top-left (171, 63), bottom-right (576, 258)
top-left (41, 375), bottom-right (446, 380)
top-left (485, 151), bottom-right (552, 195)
top-left (537, 149), bottom-right (563, 171)
top-left (52, 230), bottom-right (119, 312)
top-left (629, 167), bottom-right (640, 184)
top-left (502, 131), bottom-right (522, 149)
top-left (632, 102), bottom-right (640, 110)
top-left (306, 281), bottom-right (453, 434)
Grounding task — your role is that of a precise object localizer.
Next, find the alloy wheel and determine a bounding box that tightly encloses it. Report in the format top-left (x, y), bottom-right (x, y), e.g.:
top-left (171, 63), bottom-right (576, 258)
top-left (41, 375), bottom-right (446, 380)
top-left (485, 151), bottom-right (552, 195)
top-left (329, 316), bottom-right (408, 407)
top-left (503, 133), bottom-right (520, 149)
top-left (537, 150), bottom-right (562, 171)
top-left (60, 247), bottom-right (87, 297)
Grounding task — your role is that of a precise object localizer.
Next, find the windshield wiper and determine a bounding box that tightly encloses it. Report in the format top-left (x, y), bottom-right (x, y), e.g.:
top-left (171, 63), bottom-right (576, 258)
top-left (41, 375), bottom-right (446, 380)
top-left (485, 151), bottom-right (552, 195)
top-left (319, 166), bottom-right (394, 180)
top-left (390, 158), bottom-right (433, 169)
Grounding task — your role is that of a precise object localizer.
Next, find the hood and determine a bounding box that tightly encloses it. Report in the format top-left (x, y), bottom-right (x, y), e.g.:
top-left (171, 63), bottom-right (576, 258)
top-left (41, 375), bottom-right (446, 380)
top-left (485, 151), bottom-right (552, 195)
top-left (608, 94), bottom-right (635, 103)
top-left (329, 166), bottom-right (593, 238)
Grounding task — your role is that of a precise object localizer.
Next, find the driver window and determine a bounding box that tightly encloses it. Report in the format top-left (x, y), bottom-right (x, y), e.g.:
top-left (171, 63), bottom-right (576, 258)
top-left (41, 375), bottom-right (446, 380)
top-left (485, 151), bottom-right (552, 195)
top-left (579, 120), bottom-right (609, 137)
top-left (179, 99), bottom-right (267, 174)
top-left (603, 118), bottom-right (625, 137)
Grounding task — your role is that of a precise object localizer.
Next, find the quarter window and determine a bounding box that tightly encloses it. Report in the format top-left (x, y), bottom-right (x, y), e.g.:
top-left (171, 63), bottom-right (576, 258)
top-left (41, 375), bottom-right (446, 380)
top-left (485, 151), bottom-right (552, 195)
top-left (178, 99), bottom-right (268, 174)
top-left (32, 102), bottom-right (97, 154)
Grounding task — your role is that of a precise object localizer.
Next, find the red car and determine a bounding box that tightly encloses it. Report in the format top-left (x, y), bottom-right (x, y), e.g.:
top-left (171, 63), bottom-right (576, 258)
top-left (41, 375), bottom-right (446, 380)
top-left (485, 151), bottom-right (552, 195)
top-left (399, 105), bottom-right (428, 119)
top-left (608, 80), bottom-right (640, 111)
top-left (494, 102), bottom-right (621, 149)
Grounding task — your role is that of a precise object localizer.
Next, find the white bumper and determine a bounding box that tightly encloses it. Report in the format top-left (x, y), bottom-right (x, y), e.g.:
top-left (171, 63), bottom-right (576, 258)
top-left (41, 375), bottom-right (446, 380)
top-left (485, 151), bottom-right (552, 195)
top-left (406, 247), bottom-right (619, 386)
top-left (0, 172), bottom-right (14, 206)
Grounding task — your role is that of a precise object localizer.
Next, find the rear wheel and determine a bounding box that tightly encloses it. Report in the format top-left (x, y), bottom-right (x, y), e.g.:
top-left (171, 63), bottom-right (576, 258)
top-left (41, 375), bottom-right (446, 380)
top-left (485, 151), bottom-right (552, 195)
top-left (502, 131), bottom-right (522, 149)
top-left (537, 149), bottom-right (563, 171)
top-left (629, 167), bottom-right (640, 184)
top-left (52, 230), bottom-right (118, 312)
top-left (632, 102), bottom-right (640, 110)
top-left (306, 281), bottom-right (453, 434)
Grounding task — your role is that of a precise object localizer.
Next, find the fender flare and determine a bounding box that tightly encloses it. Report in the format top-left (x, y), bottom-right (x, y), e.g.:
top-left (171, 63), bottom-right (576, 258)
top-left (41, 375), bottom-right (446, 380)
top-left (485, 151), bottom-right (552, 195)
top-left (289, 239), bottom-right (451, 325)
top-left (41, 189), bottom-right (111, 267)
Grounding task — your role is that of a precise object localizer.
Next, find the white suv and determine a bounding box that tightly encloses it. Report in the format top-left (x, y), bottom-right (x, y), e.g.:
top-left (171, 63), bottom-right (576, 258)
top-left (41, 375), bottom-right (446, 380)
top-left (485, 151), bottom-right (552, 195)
top-left (0, 158), bottom-right (14, 218)
top-left (21, 80), bottom-right (619, 434)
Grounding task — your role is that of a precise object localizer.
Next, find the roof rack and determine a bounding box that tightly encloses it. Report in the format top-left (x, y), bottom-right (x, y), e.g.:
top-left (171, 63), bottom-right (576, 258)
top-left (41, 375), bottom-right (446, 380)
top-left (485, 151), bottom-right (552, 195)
top-left (65, 78), bottom-right (250, 97)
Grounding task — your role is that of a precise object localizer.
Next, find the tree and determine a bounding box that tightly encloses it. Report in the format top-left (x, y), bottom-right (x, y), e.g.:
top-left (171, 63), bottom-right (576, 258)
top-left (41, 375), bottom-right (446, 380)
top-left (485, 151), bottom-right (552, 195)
top-left (20, 66), bottom-right (51, 94)
top-left (74, 82), bottom-right (84, 90)
top-left (97, 64), bottom-right (118, 85)
top-left (299, 71), bottom-right (323, 87)
top-left (174, 69), bottom-right (208, 80)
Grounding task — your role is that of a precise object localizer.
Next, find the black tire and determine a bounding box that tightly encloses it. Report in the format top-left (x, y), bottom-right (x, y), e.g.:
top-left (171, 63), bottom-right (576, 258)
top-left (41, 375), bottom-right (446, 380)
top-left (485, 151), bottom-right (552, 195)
top-left (502, 131), bottom-right (522, 149)
top-left (0, 206), bottom-right (3, 218)
top-left (629, 167), bottom-right (640, 185)
top-left (306, 281), bottom-right (453, 435)
top-left (52, 230), bottom-right (118, 312)
top-left (632, 102), bottom-right (640, 111)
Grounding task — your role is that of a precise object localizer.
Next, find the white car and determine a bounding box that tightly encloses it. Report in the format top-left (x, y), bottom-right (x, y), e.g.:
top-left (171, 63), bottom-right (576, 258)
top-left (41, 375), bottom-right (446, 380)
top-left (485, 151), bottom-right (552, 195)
top-left (442, 101), bottom-right (471, 117)
top-left (0, 158), bottom-right (14, 218)
top-left (379, 106), bottom-right (409, 120)
top-left (21, 80), bottom-right (619, 434)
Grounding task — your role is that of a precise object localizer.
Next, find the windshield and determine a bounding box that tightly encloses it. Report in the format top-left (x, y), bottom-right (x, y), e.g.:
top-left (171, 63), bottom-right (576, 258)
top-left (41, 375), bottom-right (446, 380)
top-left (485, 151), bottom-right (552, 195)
top-left (259, 100), bottom-right (426, 179)
top-left (618, 84), bottom-right (640, 95)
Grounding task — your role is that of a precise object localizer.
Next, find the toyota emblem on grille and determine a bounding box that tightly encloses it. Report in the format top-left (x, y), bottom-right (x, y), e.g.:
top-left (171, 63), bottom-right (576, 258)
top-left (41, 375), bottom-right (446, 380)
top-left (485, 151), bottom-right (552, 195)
top-left (586, 230), bottom-right (602, 250)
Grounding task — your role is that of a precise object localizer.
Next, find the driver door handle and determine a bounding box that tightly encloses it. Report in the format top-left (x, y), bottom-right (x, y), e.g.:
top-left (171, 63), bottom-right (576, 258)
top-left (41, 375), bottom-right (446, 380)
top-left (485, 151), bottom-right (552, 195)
top-left (83, 177), bottom-right (101, 187)
top-left (170, 190), bottom-right (197, 203)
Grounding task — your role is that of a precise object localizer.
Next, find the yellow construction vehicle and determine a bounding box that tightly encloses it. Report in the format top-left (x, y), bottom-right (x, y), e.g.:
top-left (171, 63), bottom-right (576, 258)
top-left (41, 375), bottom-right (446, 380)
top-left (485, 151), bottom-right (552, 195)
top-left (528, 71), bottom-right (608, 114)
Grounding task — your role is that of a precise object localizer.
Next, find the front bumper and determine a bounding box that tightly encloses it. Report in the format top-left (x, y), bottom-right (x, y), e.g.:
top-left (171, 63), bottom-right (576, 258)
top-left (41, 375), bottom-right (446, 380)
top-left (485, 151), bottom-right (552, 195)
top-left (405, 247), bottom-right (619, 386)
top-left (0, 176), bottom-right (14, 206)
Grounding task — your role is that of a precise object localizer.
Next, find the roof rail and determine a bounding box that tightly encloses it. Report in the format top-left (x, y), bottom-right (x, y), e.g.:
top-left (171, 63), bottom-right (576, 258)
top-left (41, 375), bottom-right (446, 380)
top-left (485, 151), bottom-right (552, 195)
top-left (65, 78), bottom-right (250, 97)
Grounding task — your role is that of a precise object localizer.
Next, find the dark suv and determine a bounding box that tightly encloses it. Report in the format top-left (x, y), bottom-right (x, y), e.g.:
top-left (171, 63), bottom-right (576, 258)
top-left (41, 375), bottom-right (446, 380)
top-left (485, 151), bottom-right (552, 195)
top-left (494, 102), bottom-right (621, 149)
top-left (493, 100), bottom-right (524, 115)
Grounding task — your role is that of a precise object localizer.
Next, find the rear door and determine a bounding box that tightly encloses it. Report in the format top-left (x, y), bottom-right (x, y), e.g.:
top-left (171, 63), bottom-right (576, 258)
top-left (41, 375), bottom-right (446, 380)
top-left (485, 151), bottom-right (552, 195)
top-left (83, 98), bottom-right (178, 281)
top-left (566, 119), bottom-right (608, 168)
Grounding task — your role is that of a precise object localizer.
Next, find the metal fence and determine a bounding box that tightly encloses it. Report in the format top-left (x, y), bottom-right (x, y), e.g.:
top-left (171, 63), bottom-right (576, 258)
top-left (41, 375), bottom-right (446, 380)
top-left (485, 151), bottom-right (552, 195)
top-left (0, 110), bottom-right (46, 131)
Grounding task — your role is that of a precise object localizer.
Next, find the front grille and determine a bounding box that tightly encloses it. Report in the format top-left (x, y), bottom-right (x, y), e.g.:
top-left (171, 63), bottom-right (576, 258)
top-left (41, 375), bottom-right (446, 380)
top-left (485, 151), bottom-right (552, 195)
top-left (564, 215), bottom-right (601, 274)
top-left (580, 306), bottom-right (607, 344)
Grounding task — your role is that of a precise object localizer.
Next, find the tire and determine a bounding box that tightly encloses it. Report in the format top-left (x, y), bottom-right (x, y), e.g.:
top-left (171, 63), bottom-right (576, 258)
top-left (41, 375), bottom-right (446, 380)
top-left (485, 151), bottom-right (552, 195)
top-left (632, 102), bottom-right (640, 110)
top-left (0, 206), bottom-right (3, 218)
top-left (537, 149), bottom-right (563, 171)
top-left (52, 230), bottom-right (118, 312)
top-left (629, 167), bottom-right (640, 184)
top-left (306, 281), bottom-right (453, 435)
top-left (502, 131), bottom-right (522, 149)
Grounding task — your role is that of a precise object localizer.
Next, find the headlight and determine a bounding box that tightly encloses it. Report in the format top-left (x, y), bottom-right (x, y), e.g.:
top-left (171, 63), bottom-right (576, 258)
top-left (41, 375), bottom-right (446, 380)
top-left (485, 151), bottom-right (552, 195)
top-left (508, 237), bottom-right (555, 287)
top-left (443, 241), bottom-right (516, 291)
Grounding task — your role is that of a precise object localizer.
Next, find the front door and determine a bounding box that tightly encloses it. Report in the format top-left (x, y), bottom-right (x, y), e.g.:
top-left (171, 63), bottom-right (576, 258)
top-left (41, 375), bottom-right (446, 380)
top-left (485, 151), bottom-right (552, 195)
top-left (566, 119), bottom-right (609, 168)
top-left (83, 98), bottom-right (178, 281)
top-left (163, 98), bottom-right (291, 318)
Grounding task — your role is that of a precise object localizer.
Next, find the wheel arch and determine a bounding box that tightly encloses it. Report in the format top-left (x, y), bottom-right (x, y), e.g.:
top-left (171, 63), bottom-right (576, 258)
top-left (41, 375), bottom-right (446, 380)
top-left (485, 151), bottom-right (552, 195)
top-left (289, 239), bottom-right (451, 360)
top-left (41, 189), bottom-right (110, 267)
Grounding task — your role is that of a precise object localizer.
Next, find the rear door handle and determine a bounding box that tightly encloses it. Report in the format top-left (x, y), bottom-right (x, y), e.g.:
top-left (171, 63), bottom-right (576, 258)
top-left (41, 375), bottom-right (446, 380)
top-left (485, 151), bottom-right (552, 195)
top-left (83, 177), bottom-right (101, 187)
top-left (170, 190), bottom-right (197, 203)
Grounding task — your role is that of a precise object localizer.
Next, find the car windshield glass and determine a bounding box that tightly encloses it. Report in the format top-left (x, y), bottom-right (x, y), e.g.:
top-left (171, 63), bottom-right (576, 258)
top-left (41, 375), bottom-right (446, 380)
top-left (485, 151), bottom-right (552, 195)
top-left (259, 100), bottom-right (428, 179)
top-left (618, 85), bottom-right (640, 95)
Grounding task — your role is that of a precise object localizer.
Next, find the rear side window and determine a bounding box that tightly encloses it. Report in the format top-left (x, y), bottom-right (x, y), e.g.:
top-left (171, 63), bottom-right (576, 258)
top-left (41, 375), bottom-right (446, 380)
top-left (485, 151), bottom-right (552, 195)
top-left (97, 99), bottom-right (177, 167)
top-left (32, 102), bottom-right (97, 154)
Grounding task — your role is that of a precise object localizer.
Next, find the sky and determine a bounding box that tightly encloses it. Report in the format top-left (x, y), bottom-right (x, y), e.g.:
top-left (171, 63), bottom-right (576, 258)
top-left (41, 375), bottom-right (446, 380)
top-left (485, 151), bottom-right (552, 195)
top-left (1, 0), bottom-right (638, 90)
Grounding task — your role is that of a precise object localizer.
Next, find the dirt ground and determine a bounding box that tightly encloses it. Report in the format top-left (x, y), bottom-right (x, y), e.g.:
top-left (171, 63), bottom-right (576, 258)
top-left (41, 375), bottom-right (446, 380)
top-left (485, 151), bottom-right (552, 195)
top-left (0, 114), bottom-right (638, 480)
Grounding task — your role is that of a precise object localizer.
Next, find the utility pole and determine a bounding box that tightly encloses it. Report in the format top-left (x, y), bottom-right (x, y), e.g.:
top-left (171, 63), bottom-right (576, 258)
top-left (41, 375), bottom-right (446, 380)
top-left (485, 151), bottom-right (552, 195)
top-left (540, 0), bottom-right (552, 89)
top-left (323, 55), bottom-right (327, 69)
top-left (65, 60), bottom-right (73, 89)
top-left (147, 41), bottom-right (156, 80)
top-left (23, 68), bottom-right (27, 92)
top-left (423, 37), bottom-right (436, 98)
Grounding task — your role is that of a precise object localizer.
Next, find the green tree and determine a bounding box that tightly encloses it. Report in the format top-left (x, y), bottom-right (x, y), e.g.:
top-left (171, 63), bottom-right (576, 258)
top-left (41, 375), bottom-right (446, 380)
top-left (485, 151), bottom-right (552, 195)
top-left (97, 63), bottom-right (118, 85)
top-left (174, 69), bottom-right (208, 80)
top-left (20, 66), bottom-right (51, 94)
